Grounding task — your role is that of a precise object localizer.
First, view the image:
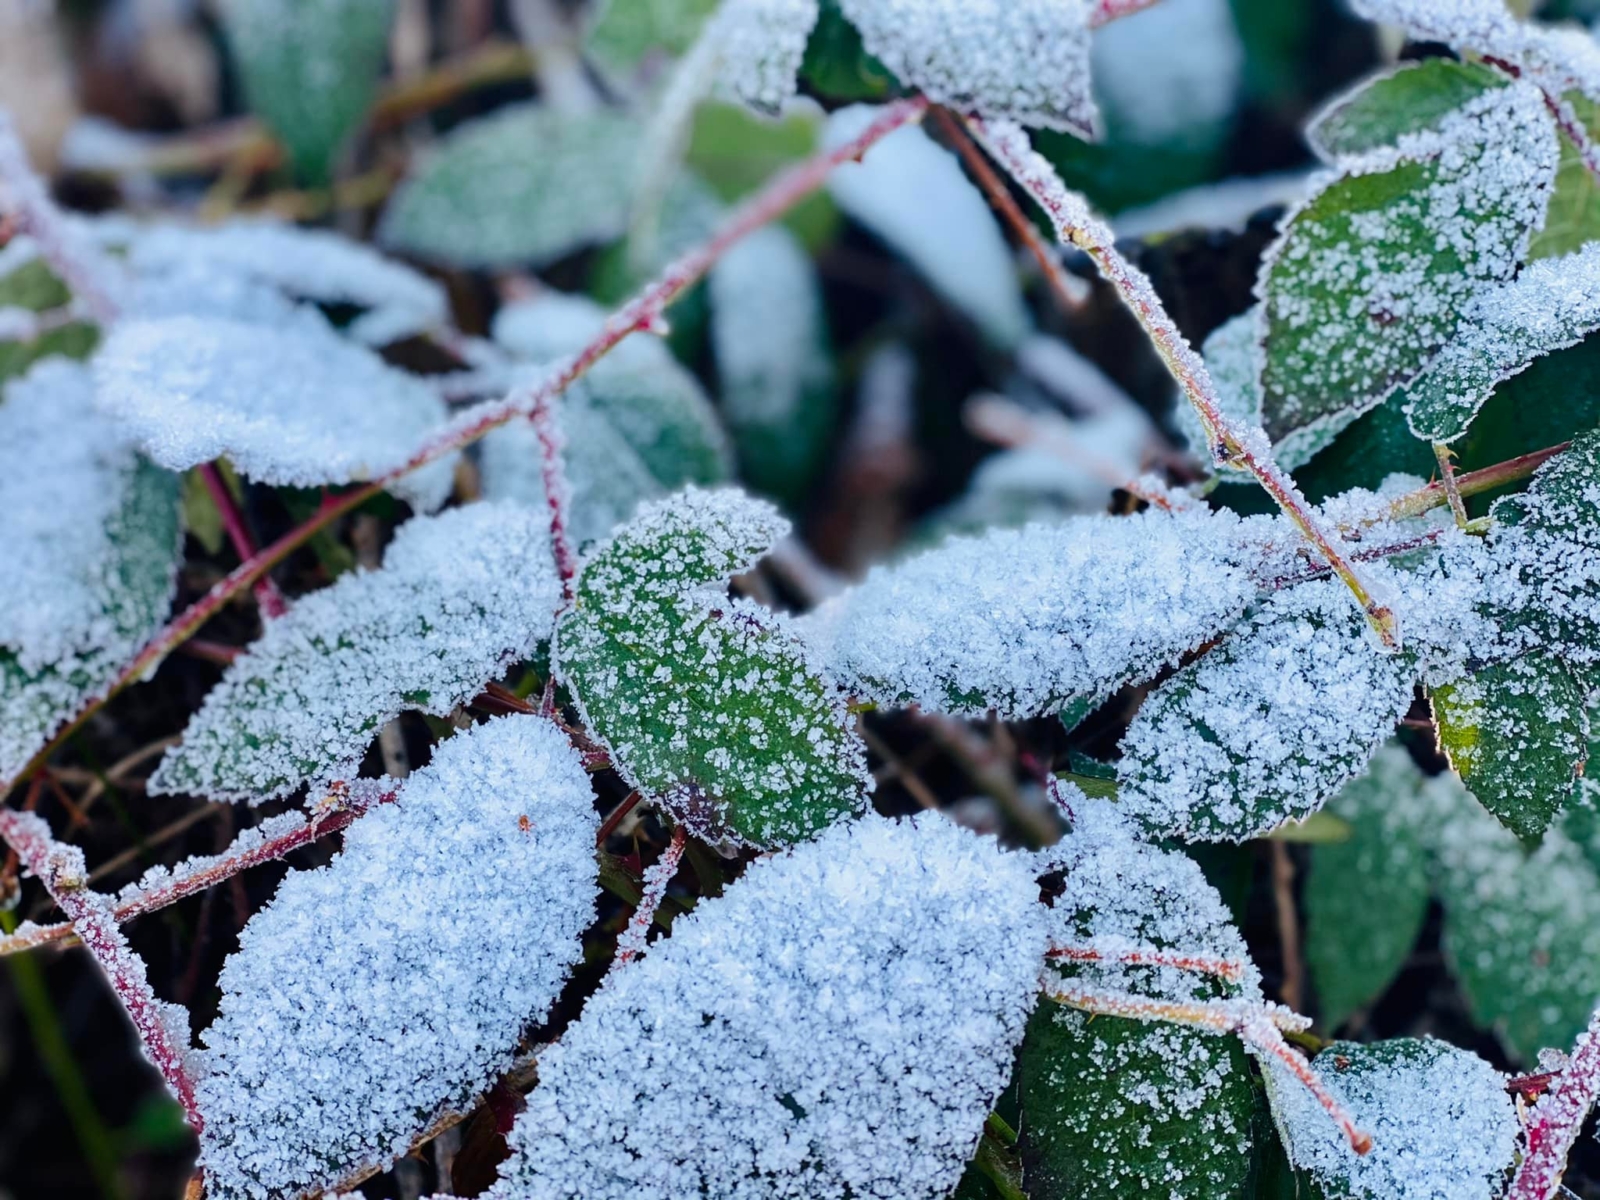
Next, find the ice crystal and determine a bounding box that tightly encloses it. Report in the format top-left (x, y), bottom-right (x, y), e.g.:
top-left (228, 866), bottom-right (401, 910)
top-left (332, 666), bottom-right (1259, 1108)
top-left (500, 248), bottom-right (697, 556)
top-left (707, 0), bottom-right (818, 114)
top-left (93, 311), bottom-right (456, 512)
top-left (150, 502), bottom-right (561, 802)
top-left (489, 813), bottom-right (1047, 1200)
top-left (197, 715), bottom-right (598, 1200)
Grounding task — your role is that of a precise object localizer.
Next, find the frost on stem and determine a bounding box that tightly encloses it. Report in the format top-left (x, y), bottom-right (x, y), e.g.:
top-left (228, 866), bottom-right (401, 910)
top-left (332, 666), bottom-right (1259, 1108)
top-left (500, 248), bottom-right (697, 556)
top-left (150, 502), bottom-right (561, 803)
top-left (1505, 1006), bottom-right (1600, 1200)
top-left (196, 716), bottom-right (599, 1200)
top-left (489, 814), bottom-right (1047, 1200)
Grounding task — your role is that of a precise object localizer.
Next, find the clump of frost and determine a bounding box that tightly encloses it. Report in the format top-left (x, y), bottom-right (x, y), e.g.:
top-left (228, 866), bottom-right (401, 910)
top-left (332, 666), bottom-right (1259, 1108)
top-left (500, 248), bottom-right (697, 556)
top-left (150, 502), bottom-right (561, 802)
top-left (800, 506), bottom-right (1276, 719)
top-left (197, 715), bottom-right (599, 1200)
top-left (489, 813), bottom-right (1047, 1200)
top-left (706, 0), bottom-right (819, 114)
top-left (1264, 1037), bottom-right (1518, 1200)
top-left (93, 310), bottom-right (456, 511)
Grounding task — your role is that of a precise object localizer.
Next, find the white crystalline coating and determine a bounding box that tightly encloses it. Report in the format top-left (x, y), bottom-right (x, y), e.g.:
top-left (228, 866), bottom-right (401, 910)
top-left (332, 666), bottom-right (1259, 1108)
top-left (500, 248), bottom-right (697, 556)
top-left (489, 813), bottom-right (1048, 1200)
top-left (123, 220), bottom-right (450, 345)
top-left (1404, 243), bottom-right (1600, 442)
top-left (1117, 579), bottom-right (1419, 842)
top-left (1264, 1037), bottom-right (1518, 1200)
top-left (824, 106), bottom-right (1030, 351)
top-left (1092, 0), bottom-right (1243, 148)
top-left (93, 311), bottom-right (456, 511)
top-left (799, 506), bottom-right (1276, 719)
top-left (1181, 309), bottom-right (1261, 478)
top-left (837, 0), bottom-right (1097, 136)
top-left (149, 502), bottom-right (561, 802)
top-left (197, 716), bottom-right (599, 1200)
top-left (708, 0), bottom-right (819, 114)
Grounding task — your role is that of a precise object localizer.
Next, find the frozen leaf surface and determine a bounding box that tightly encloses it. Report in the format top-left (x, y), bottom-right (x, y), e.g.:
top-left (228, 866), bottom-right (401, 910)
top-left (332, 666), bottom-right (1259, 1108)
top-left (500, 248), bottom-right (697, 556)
top-left (93, 311), bottom-right (455, 512)
top-left (706, 0), bottom-right (819, 114)
top-left (1117, 580), bottom-right (1418, 842)
top-left (151, 502), bottom-right (561, 802)
top-left (824, 106), bottom-right (1030, 350)
top-left (555, 487), bottom-right (869, 847)
top-left (1529, 93), bottom-right (1600, 261)
top-left (1307, 59), bottom-right (1506, 161)
top-left (490, 813), bottom-right (1047, 1200)
top-left (197, 715), bottom-right (598, 1200)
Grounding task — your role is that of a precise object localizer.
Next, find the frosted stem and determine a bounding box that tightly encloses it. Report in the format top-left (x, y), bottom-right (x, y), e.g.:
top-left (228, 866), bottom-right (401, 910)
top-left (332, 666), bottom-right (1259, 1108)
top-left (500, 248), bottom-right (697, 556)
top-left (1045, 942), bottom-right (1247, 982)
top-left (1504, 1007), bottom-right (1600, 1200)
top-left (1384, 441), bottom-right (1570, 522)
top-left (613, 825), bottom-right (687, 969)
top-left (528, 388), bottom-right (578, 602)
top-left (0, 808), bottom-right (204, 1132)
top-left (197, 464), bottom-right (289, 618)
top-left (1431, 444), bottom-right (1471, 529)
top-left (0, 96), bottom-right (931, 802)
top-left (966, 115), bottom-right (1399, 650)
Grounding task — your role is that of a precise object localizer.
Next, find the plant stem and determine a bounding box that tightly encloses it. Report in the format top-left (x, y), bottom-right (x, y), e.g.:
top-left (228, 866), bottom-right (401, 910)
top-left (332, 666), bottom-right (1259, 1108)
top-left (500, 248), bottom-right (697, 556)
top-left (1046, 942), bottom-right (1246, 982)
top-left (965, 116), bottom-right (1399, 649)
top-left (529, 388), bottom-right (578, 602)
top-left (0, 95), bottom-right (931, 804)
top-left (1432, 444), bottom-right (1471, 529)
top-left (613, 825), bottom-right (688, 969)
top-left (1504, 1006), bottom-right (1600, 1200)
top-left (1088, 0), bottom-right (1166, 26)
top-left (196, 465), bottom-right (288, 618)
top-left (1386, 441), bottom-right (1568, 522)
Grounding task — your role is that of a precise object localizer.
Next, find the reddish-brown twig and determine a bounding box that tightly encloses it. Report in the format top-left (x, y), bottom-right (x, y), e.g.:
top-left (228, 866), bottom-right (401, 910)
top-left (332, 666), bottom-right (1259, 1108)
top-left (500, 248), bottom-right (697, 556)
top-left (614, 824), bottom-right (688, 968)
top-left (197, 464), bottom-right (288, 618)
top-left (1505, 1006), bottom-right (1600, 1200)
top-left (1047, 942), bottom-right (1247, 983)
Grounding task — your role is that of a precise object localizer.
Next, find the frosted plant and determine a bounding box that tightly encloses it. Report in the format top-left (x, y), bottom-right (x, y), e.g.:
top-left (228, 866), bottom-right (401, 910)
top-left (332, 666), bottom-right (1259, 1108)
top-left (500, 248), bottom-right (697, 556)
top-left (706, 0), bottom-right (819, 114)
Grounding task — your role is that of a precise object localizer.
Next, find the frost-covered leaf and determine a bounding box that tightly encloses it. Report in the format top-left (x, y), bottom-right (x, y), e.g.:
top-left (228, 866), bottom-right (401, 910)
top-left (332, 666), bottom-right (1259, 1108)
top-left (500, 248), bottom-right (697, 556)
top-left (801, 506), bottom-right (1274, 720)
top-left (220, 0), bottom-right (394, 183)
top-left (824, 106), bottom-right (1030, 350)
top-left (380, 104), bottom-right (639, 269)
top-left (123, 220), bottom-right (449, 346)
top-left (1529, 93), bottom-right (1600, 261)
top-left (0, 251), bottom-right (99, 382)
top-left (702, 0), bottom-right (820, 115)
top-left (555, 487), bottom-right (868, 847)
top-left (1257, 83), bottom-right (1557, 446)
top-left (197, 715), bottom-right (597, 1200)
top-left (1117, 580), bottom-right (1419, 843)
top-left (1433, 653), bottom-right (1589, 841)
top-left (586, 0), bottom-right (720, 82)
top-left (1265, 1037), bottom-right (1518, 1200)
top-left (93, 311), bottom-right (455, 512)
top-left (481, 291), bottom-right (730, 546)
top-left (489, 813), bottom-right (1047, 1200)
top-left (708, 224), bottom-right (835, 503)
top-left (1402, 244), bottom-right (1600, 442)
top-left (1436, 777), bottom-right (1600, 1062)
top-left (150, 503), bottom-right (560, 802)
top-left (1307, 59), bottom-right (1506, 162)
top-left (800, 0), bottom-right (895, 102)
top-left (836, 0), bottom-right (1096, 136)
top-left (1304, 746), bottom-right (1433, 1029)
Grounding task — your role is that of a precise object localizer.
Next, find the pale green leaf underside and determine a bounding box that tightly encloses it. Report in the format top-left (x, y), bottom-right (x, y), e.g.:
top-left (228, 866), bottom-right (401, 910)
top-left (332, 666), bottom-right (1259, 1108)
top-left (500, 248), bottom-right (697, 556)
top-left (1527, 92), bottom-right (1600, 262)
top-left (1307, 59), bottom-right (1505, 161)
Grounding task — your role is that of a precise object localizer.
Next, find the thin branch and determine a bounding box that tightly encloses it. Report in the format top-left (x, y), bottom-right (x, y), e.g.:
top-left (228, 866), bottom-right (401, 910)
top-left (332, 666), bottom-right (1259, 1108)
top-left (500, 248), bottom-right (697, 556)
top-left (1088, 0), bottom-right (1166, 26)
top-left (1432, 444), bottom-right (1470, 530)
top-left (528, 387), bottom-right (578, 601)
top-left (0, 94), bottom-right (932, 802)
top-left (613, 824), bottom-right (688, 969)
top-left (1505, 1006), bottom-right (1600, 1200)
top-left (0, 808), bottom-right (204, 1131)
top-left (197, 465), bottom-right (288, 618)
top-left (1269, 842), bottom-right (1305, 1013)
top-left (1046, 942), bottom-right (1247, 983)
top-left (595, 789), bottom-right (643, 846)
top-left (1385, 441), bottom-right (1569, 523)
top-left (965, 116), bottom-right (1399, 649)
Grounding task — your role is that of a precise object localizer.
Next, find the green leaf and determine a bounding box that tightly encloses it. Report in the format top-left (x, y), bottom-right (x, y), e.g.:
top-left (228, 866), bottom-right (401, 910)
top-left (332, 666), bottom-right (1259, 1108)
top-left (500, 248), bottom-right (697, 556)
top-left (800, 0), bottom-right (896, 103)
top-left (0, 256), bottom-right (98, 383)
top-left (380, 104), bottom-right (640, 269)
top-left (586, 0), bottom-right (720, 82)
top-left (1258, 87), bottom-right (1556, 448)
top-left (1304, 746), bottom-right (1432, 1029)
top-left (1307, 60), bottom-right (1506, 160)
top-left (1017, 1002), bottom-right (1257, 1200)
top-left (220, 0), bottom-right (394, 184)
top-left (686, 101), bottom-right (838, 251)
top-left (554, 487), bottom-right (870, 848)
top-left (1432, 654), bottom-right (1588, 841)
top-left (1528, 92), bottom-right (1600, 261)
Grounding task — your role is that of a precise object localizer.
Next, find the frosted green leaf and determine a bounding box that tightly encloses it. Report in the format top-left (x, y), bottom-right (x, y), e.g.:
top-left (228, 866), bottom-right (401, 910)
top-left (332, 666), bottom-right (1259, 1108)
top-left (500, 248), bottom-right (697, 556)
top-left (220, 0), bottom-right (394, 183)
top-left (1433, 654), bottom-right (1588, 841)
top-left (555, 487), bottom-right (869, 848)
top-left (0, 252), bottom-right (99, 383)
top-left (1304, 746), bottom-right (1433, 1029)
top-left (151, 503), bottom-right (561, 803)
top-left (1529, 93), bottom-right (1600, 261)
top-left (380, 104), bottom-right (639, 269)
top-left (197, 716), bottom-right (599, 1200)
top-left (703, 0), bottom-right (821, 114)
top-left (1402, 244), bottom-right (1600, 442)
top-left (1436, 776), bottom-right (1600, 1062)
top-left (586, 0), bottom-right (720, 82)
top-left (1117, 580), bottom-right (1419, 843)
top-left (1307, 59), bottom-right (1506, 161)
top-left (489, 814), bottom-right (1048, 1200)
top-left (1264, 1037), bottom-right (1518, 1200)
top-left (708, 224), bottom-right (835, 503)
top-left (824, 106), bottom-right (1030, 350)
top-left (93, 311), bottom-right (455, 512)
top-left (480, 291), bottom-right (730, 547)
top-left (1257, 83), bottom-right (1558, 447)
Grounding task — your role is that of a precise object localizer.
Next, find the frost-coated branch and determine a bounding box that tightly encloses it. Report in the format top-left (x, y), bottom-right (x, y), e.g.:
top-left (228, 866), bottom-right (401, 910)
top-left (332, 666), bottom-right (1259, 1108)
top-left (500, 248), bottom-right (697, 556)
top-left (1504, 1007), bottom-right (1600, 1200)
top-left (613, 824), bottom-right (687, 969)
top-left (1046, 942), bottom-right (1247, 983)
top-left (966, 116), bottom-right (1400, 649)
top-left (0, 808), bottom-right (204, 1132)
top-left (197, 465), bottom-right (289, 619)
top-left (528, 388), bottom-right (578, 601)
top-left (0, 96), bottom-right (932, 802)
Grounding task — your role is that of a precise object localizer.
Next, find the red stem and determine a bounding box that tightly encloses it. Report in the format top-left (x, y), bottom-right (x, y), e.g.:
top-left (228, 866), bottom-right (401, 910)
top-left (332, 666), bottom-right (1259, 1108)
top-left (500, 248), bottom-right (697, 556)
top-left (1047, 943), bottom-right (1246, 982)
top-left (613, 824), bottom-right (687, 968)
top-left (529, 389), bottom-right (578, 602)
top-left (1089, 0), bottom-right (1165, 27)
top-left (1505, 1007), bottom-right (1600, 1200)
top-left (197, 464), bottom-right (288, 618)
top-left (595, 789), bottom-right (643, 847)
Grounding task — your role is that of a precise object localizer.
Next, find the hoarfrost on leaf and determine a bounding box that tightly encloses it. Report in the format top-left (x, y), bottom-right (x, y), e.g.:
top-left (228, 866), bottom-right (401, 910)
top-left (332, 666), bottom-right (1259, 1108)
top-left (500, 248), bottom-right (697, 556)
top-left (150, 502), bottom-right (561, 802)
top-left (92, 311), bottom-right (456, 512)
top-left (197, 715), bottom-right (599, 1200)
top-left (1306, 59), bottom-right (1507, 162)
top-left (489, 813), bottom-right (1047, 1200)
top-left (704, 0), bottom-right (819, 115)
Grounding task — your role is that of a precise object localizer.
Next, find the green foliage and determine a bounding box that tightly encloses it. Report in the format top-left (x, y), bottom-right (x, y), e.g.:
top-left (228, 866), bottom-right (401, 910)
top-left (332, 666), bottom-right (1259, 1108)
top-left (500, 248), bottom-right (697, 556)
top-left (586, 0), bottom-right (720, 81)
top-left (1307, 60), bottom-right (1506, 160)
top-left (800, 0), bottom-right (897, 102)
top-left (1528, 93), bottom-right (1600, 261)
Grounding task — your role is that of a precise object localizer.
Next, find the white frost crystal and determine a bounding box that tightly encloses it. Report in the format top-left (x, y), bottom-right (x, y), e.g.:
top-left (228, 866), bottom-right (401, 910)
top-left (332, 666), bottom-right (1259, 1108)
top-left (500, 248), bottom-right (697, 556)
top-left (489, 813), bottom-right (1047, 1200)
top-left (150, 502), bottom-right (561, 802)
top-left (197, 715), bottom-right (599, 1200)
top-left (709, 0), bottom-right (819, 114)
top-left (93, 311), bottom-right (456, 511)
